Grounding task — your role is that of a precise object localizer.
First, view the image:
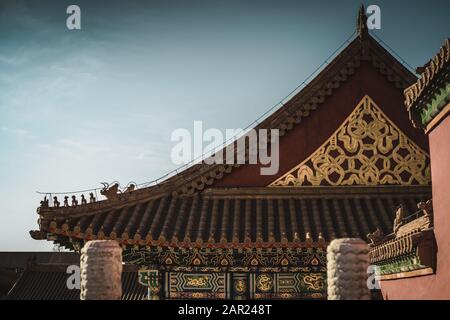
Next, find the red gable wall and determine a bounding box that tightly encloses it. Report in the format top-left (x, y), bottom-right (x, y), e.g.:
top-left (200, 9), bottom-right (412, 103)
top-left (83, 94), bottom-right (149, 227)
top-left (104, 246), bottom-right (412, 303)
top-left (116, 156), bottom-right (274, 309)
top-left (214, 61), bottom-right (429, 188)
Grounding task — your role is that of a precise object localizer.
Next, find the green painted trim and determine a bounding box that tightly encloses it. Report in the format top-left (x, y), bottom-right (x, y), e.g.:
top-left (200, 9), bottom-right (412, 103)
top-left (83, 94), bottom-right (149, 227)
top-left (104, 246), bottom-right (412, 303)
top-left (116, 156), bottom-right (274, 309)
top-left (419, 82), bottom-right (450, 126)
top-left (375, 253), bottom-right (428, 275)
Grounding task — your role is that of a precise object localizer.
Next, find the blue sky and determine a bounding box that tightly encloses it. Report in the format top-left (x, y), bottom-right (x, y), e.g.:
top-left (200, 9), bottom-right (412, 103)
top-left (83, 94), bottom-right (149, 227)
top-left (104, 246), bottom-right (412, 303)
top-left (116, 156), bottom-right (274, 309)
top-left (0, 0), bottom-right (449, 250)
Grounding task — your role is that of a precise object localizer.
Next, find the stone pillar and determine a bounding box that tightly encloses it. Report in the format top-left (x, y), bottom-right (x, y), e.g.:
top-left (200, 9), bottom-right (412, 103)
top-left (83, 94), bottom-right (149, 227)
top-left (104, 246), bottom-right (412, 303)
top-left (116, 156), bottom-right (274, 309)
top-left (327, 238), bottom-right (370, 300)
top-left (80, 240), bottom-right (122, 300)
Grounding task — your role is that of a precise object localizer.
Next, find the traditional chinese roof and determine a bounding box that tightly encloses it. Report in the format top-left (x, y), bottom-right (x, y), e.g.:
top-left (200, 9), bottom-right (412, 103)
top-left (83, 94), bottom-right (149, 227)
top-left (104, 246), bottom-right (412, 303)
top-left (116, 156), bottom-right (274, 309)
top-left (32, 186), bottom-right (430, 250)
top-left (31, 8), bottom-right (430, 251)
top-left (7, 260), bottom-right (147, 300)
top-left (404, 39), bottom-right (450, 130)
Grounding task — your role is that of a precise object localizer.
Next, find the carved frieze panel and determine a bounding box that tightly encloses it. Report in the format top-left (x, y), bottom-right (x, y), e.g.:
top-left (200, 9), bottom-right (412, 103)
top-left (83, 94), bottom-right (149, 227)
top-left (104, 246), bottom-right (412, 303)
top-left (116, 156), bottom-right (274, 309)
top-left (270, 95), bottom-right (431, 187)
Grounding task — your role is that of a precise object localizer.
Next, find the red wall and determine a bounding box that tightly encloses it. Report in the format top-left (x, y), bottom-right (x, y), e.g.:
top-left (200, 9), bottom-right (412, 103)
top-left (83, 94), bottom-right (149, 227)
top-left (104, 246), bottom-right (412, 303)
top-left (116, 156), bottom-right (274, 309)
top-left (380, 112), bottom-right (450, 299)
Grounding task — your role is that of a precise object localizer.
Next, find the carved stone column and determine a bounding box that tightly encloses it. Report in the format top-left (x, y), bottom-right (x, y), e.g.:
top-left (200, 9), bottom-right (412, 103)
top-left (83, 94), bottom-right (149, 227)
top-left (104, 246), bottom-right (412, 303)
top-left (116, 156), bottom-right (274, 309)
top-left (327, 238), bottom-right (370, 300)
top-left (80, 240), bottom-right (122, 300)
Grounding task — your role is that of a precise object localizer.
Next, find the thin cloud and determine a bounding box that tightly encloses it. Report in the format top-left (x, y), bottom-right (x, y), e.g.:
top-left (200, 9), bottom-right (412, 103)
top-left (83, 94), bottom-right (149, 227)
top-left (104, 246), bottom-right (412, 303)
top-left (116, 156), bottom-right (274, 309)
top-left (0, 126), bottom-right (35, 139)
top-left (13, 128), bottom-right (29, 135)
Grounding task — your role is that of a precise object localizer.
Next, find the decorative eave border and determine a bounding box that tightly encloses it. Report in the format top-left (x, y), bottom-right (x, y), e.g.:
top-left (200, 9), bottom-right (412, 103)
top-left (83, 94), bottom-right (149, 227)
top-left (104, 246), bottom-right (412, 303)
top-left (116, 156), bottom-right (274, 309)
top-left (369, 227), bottom-right (433, 264)
top-left (34, 230), bottom-right (328, 251)
top-left (123, 245), bottom-right (327, 270)
top-left (202, 185), bottom-right (431, 198)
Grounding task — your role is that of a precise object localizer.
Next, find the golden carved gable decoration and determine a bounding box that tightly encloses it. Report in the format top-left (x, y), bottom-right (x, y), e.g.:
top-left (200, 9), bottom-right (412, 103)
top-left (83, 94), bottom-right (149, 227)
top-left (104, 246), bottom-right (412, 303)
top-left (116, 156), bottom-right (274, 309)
top-left (270, 95), bottom-right (431, 187)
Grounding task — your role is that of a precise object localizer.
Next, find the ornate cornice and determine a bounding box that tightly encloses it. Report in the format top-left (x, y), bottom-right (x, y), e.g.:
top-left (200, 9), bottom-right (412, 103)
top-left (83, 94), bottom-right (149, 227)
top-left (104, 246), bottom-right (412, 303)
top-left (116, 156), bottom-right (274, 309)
top-left (122, 245), bottom-right (327, 272)
top-left (202, 185), bottom-right (431, 198)
top-left (45, 231), bottom-right (328, 251)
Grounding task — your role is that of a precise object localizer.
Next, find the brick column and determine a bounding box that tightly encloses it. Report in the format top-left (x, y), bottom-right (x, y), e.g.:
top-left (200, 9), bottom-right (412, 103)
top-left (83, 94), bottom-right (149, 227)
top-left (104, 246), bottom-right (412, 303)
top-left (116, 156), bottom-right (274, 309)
top-left (327, 238), bottom-right (370, 300)
top-left (80, 240), bottom-right (122, 300)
